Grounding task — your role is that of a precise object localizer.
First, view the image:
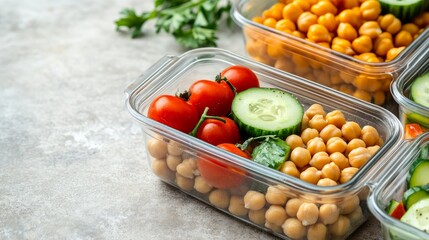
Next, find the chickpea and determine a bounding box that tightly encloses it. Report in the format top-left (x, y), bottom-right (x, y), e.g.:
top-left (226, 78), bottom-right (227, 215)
top-left (329, 215), bottom-right (351, 237)
top-left (321, 162), bottom-right (341, 182)
top-left (311, 0), bottom-right (337, 16)
top-left (344, 0), bottom-right (360, 9)
top-left (340, 167), bottom-right (359, 183)
top-left (401, 23), bottom-right (420, 36)
top-left (297, 11), bottom-right (318, 32)
top-left (276, 19), bottom-right (297, 33)
top-left (378, 14), bottom-right (402, 35)
top-left (308, 114), bottom-right (328, 132)
top-left (317, 178), bottom-right (338, 186)
top-left (339, 195), bottom-right (360, 214)
top-left (176, 173), bottom-right (194, 191)
top-left (305, 104), bottom-right (326, 119)
top-left (209, 189), bottom-right (230, 209)
top-left (166, 154), bottom-right (182, 171)
top-left (325, 110), bottom-right (346, 128)
top-left (147, 138), bottom-right (168, 159)
top-left (292, 30), bottom-right (307, 39)
top-left (263, 17), bottom-right (277, 29)
top-left (229, 195), bottom-right (248, 217)
top-left (310, 152), bottom-right (331, 170)
top-left (265, 185), bottom-right (288, 205)
top-left (286, 134), bottom-right (304, 150)
top-left (341, 121), bottom-right (361, 141)
top-left (282, 218), bottom-right (307, 239)
top-left (282, 2), bottom-right (304, 22)
top-left (297, 202), bottom-right (319, 226)
top-left (248, 208), bottom-right (266, 225)
top-left (294, 0), bottom-right (311, 11)
top-left (300, 167), bottom-right (322, 184)
top-left (347, 206), bottom-right (364, 224)
top-left (395, 30), bottom-right (413, 47)
top-left (318, 13), bottom-right (338, 32)
top-left (331, 37), bottom-right (356, 56)
top-left (386, 46), bottom-right (405, 61)
top-left (352, 35), bottom-right (373, 54)
top-left (166, 141), bottom-right (183, 156)
top-left (307, 223), bottom-right (328, 240)
top-left (301, 128), bottom-right (319, 145)
top-left (265, 205), bottom-right (288, 226)
top-left (345, 138), bottom-right (366, 156)
top-left (307, 137), bottom-right (327, 156)
top-left (319, 124), bottom-right (342, 143)
top-left (330, 152), bottom-right (350, 170)
top-left (176, 158), bottom-right (197, 179)
top-left (337, 9), bottom-right (361, 29)
top-left (361, 125), bottom-right (380, 146)
top-left (374, 36), bottom-right (394, 57)
top-left (353, 89), bottom-right (372, 102)
top-left (360, 0), bottom-right (381, 21)
top-left (326, 137), bottom-right (347, 154)
top-left (281, 161), bottom-right (301, 178)
top-left (337, 22), bottom-right (358, 42)
top-left (152, 158), bottom-right (174, 180)
top-left (367, 145), bottom-right (380, 156)
top-left (358, 21), bottom-right (382, 39)
top-left (265, 221), bottom-right (283, 233)
top-left (290, 147), bottom-right (312, 168)
top-left (348, 147), bottom-right (371, 168)
top-left (319, 203), bottom-right (340, 225)
top-left (308, 24), bottom-right (332, 42)
top-left (263, 2), bottom-right (285, 20)
top-left (194, 176), bottom-right (212, 194)
top-left (244, 190), bottom-right (266, 210)
top-left (286, 198), bottom-right (304, 217)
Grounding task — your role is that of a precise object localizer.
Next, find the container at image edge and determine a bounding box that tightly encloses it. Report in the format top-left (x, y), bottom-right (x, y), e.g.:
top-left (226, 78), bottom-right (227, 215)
top-left (125, 48), bottom-right (403, 240)
top-left (368, 132), bottom-right (429, 240)
top-left (391, 46), bottom-right (429, 139)
top-left (231, 0), bottom-right (429, 110)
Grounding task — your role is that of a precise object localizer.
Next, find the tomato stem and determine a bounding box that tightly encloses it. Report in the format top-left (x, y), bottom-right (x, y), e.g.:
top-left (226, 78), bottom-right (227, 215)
top-left (216, 73), bottom-right (237, 95)
top-left (189, 107), bottom-right (226, 136)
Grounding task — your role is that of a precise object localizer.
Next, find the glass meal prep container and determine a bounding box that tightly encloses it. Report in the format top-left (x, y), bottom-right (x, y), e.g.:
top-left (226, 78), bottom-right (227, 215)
top-left (391, 46), bottom-right (429, 139)
top-left (125, 48), bottom-right (403, 240)
top-left (368, 132), bottom-right (429, 240)
top-left (231, 0), bottom-right (429, 109)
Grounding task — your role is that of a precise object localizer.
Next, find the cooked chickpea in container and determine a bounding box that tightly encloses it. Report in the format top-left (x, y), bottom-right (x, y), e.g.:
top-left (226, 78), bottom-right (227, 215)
top-left (127, 48), bottom-right (403, 240)
top-left (232, 0), bottom-right (429, 107)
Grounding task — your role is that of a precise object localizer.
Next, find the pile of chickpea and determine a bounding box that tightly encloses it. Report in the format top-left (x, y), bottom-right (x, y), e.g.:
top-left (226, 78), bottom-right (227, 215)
top-left (146, 102), bottom-right (382, 240)
top-left (243, 0), bottom-right (429, 105)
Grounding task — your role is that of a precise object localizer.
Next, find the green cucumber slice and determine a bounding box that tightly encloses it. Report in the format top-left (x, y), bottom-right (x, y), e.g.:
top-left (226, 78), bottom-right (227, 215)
top-left (400, 198), bottom-right (429, 233)
top-left (403, 184), bottom-right (429, 210)
top-left (407, 113), bottom-right (429, 129)
top-left (379, 0), bottom-right (429, 22)
top-left (420, 144), bottom-right (429, 159)
top-left (251, 137), bottom-right (291, 170)
top-left (231, 87), bottom-right (303, 139)
top-left (410, 72), bottom-right (429, 108)
top-left (408, 159), bottom-right (429, 188)
top-left (387, 200), bottom-right (401, 214)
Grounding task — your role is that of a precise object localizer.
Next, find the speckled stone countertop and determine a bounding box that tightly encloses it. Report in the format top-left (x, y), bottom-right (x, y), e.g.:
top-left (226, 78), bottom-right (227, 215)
top-left (0, 0), bottom-right (383, 239)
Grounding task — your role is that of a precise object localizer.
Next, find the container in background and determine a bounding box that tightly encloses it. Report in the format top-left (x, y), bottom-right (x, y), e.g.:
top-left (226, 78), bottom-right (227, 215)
top-left (125, 48), bottom-right (403, 240)
top-left (231, 0), bottom-right (429, 110)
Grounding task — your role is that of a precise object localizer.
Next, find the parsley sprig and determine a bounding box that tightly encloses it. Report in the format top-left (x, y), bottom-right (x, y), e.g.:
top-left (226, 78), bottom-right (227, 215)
top-left (115, 0), bottom-right (232, 49)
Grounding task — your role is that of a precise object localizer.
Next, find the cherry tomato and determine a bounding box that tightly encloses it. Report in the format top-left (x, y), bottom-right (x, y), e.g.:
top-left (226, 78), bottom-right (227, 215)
top-left (147, 95), bottom-right (199, 133)
top-left (219, 65), bottom-right (260, 93)
top-left (187, 79), bottom-right (234, 116)
top-left (197, 143), bottom-right (251, 189)
top-left (196, 117), bottom-right (240, 146)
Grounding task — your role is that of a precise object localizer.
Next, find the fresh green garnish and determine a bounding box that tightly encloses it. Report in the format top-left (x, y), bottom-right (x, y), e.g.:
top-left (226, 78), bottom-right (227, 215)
top-left (251, 136), bottom-right (291, 170)
top-left (115, 0), bottom-right (232, 49)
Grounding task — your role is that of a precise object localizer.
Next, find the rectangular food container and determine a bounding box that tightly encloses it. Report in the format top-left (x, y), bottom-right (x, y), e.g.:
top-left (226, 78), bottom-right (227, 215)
top-left (231, 0), bottom-right (429, 110)
top-left (125, 48), bottom-right (403, 240)
top-left (368, 132), bottom-right (429, 240)
top-left (391, 46), bottom-right (429, 139)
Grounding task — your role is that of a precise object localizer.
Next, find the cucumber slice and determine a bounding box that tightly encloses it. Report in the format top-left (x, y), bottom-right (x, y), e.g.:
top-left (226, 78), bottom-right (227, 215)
top-left (251, 137), bottom-right (291, 170)
top-left (387, 200), bottom-right (401, 214)
top-left (379, 0), bottom-right (429, 22)
top-left (231, 88), bottom-right (303, 139)
top-left (420, 144), bottom-right (429, 159)
top-left (403, 184), bottom-right (429, 210)
top-left (410, 72), bottom-right (429, 108)
top-left (407, 113), bottom-right (429, 129)
top-left (408, 159), bottom-right (429, 188)
top-left (400, 198), bottom-right (429, 233)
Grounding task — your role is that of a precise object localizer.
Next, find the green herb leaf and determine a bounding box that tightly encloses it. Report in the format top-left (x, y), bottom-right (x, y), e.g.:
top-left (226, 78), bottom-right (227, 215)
top-left (251, 138), bottom-right (291, 170)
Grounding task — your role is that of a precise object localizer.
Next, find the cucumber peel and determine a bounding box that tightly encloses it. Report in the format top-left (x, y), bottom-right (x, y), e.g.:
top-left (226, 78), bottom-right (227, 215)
top-left (379, 0), bottom-right (429, 22)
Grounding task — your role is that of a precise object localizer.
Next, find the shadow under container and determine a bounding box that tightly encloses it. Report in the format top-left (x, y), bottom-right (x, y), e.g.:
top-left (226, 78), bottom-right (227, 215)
top-left (368, 132), bottom-right (429, 240)
top-left (125, 48), bottom-right (403, 240)
top-left (391, 47), bottom-right (429, 139)
top-left (231, 0), bottom-right (429, 109)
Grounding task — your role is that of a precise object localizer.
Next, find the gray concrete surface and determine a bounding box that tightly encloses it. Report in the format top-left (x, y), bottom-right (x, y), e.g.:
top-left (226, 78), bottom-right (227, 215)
top-left (0, 0), bottom-right (382, 239)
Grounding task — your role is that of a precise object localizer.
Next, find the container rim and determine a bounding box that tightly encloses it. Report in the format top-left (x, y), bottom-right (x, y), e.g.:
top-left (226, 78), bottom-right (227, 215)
top-left (125, 47), bottom-right (403, 197)
top-left (367, 132), bottom-right (429, 239)
top-left (231, 0), bottom-right (429, 72)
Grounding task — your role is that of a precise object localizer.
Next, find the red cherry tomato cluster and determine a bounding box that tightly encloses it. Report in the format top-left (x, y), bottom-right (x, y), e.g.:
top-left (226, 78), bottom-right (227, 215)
top-left (147, 65), bottom-right (260, 189)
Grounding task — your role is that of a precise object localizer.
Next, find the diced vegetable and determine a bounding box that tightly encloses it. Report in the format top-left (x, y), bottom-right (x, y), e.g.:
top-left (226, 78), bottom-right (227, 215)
top-left (401, 198), bottom-right (429, 233)
top-left (408, 159), bottom-right (429, 188)
top-left (405, 123), bottom-right (425, 139)
top-left (387, 200), bottom-right (406, 220)
top-left (410, 72), bottom-right (429, 108)
top-left (403, 184), bottom-right (429, 210)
